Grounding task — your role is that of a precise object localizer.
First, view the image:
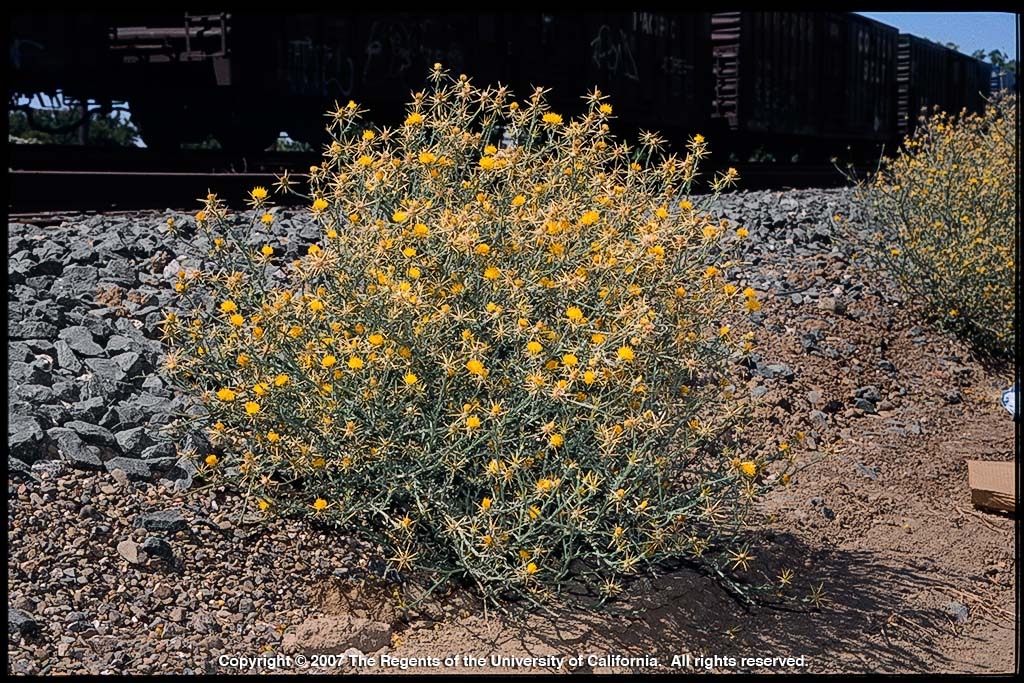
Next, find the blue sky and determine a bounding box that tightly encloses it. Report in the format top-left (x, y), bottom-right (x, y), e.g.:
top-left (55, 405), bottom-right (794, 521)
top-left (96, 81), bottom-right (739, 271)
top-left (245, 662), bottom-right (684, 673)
top-left (856, 12), bottom-right (1018, 61)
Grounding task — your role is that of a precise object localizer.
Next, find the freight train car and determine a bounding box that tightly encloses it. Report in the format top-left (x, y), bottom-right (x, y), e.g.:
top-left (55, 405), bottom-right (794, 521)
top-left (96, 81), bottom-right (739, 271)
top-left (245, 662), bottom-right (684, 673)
top-left (112, 12), bottom-right (509, 151)
top-left (502, 12), bottom-right (712, 143)
top-left (896, 33), bottom-right (993, 137)
top-left (710, 12), bottom-right (899, 162)
top-left (8, 11), bottom-right (996, 161)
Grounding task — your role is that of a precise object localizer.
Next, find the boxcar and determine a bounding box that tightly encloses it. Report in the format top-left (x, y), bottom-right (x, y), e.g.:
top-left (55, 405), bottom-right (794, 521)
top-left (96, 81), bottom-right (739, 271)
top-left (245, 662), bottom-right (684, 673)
top-left (502, 12), bottom-right (712, 142)
top-left (897, 33), bottom-right (993, 137)
top-left (710, 12), bottom-right (897, 160)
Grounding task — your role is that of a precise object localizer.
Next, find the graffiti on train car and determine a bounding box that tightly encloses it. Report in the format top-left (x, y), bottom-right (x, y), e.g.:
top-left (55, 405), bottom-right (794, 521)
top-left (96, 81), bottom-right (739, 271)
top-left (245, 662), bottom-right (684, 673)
top-left (590, 25), bottom-right (640, 82)
top-left (286, 39), bottom-right (356, 98)
top-left (363, 19), bottom-right (465, 82)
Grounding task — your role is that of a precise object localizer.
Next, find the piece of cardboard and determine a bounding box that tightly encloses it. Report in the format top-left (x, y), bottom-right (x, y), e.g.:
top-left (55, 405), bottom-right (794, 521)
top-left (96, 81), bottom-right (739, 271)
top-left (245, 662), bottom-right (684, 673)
top-left (967, 460), bottom-right (1016, 513)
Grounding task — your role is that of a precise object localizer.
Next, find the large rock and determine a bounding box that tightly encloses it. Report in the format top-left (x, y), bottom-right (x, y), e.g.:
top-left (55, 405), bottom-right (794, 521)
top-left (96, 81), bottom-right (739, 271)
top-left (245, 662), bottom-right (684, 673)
top-left (47, 427), bottom-right (104, 470)
top-left (114, 427), bottom-right (157, 457)
top-left (59, 326), bottom-right (105, 357)
top-left (51, 265), bottom-right (99, 302)
top-left (104, 457), bottom-right (155, 482)
top-left (134, 510), bottom-right (188, 534)
top-left (53, 340), bottom-right (84, 374)
top-left (8, 609), bottom-right (40, 637)
top-left (8, 319), bottom-right (58, 340)
top-left (65, 420), bottom-right (121, 455)
top-left (8, 416), bottom-right (49, 464)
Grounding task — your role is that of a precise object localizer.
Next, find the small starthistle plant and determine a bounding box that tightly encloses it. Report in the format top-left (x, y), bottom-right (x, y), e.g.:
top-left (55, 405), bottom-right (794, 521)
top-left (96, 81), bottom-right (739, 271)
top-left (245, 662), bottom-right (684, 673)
top-left (853, 92), bottom-right (1017, 360)
top-left (161, 65), bottom-right (792, 605)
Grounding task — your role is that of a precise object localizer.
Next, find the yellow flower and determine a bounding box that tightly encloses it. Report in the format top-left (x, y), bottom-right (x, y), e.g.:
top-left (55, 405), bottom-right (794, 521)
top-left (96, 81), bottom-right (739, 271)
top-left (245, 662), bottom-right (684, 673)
top-left (599, 103), bottom-right (613, 115)
top-left (245, 401), bottom-right (260, 415)
top-left (402, 246), bottom-right (416, 257)
top-left (739, 461), bottom-right (757, 477)
top-left (258, 499), bottom-right (270, 511)
top-left (474, 243), bottom-right (491, 256)
top-left (736, 227), bottom-right (749, 238)
top-left (260, 213), bottom-right (274, 225)
top-left (512, 194), bottom-right (526, 207)
top-left (195, 210), bottom-right (207, 222)
top-left (413, 223), bottom-right (429, 237)
top-left (466, 359), bottom-right (487, 377)
top-left (408, 266), bottom-right (421, 279)
top-left (583, 370), bottom-right (596, 385)
top-left (368, 333), bottom-right (384, 346)
top-left (536, 478), bottom-right (556, 493)
top-left (479, 156), bottom-right (496, 170)
top-left (229, 313), bottom-right (244, 327)
top-left (204, 454), bottom-right (218, 467)
top-left (362, 129), bottom-right (375, 140)
top-left (219, 300), bottom-right (237, 314)
top-left (216, 388), bottom-right (236, 401)
top-left (466, 415), bottom-right (482, 430)
top-left (617, 345), bottom-right (635, 361)
top-left (580, 210), bottom-right (600, 226)
top-left (483, 266), bottom-right (500, 280)
top-left (321, 355), bottom-right (337, 368)
top-left (313, 498), bottom-right (328, 511)
top-left (549, 434), bottom-right (564, 448)
top-left (267, 431), bottom-right (280, 443)
top-left (393, 210), bottom-right (409, 223)
top-left (526, 562), bottom-right (538, 575)
top-left (405, 111), bottom-right (423, 125)
top-left (312, 198), bottom-right (329, 213)
top-left (418, 151), bottom-right (437, 164)
top-left (542, 112), bottom-right (563, 125)
top-left (527, 341), bottom-right (543, 355)
top-left (481, 497), bottom-right (492, 511)
top-left (357, 155), bottom-right (373, 166)
top-left (348, 356), bottom-right (364, 370)
top-left (562, 354), bottom-right (578, 367)
top-left (309, 299), bottom-right (325, 312)
top-left (591, 333), bottom-right (606, 344)
top-left (261, 244), bottom-right (274, 256)
top-left (250, 186), bottom-right (268, 201)
top-left (566, 306), bottom-right (584, 323)
top-left (528, 506), bottom-right (541, 520)
top-left (404, 372), bottom-right (418, 386)
top-left (274, 373), bottom-right (289, 386)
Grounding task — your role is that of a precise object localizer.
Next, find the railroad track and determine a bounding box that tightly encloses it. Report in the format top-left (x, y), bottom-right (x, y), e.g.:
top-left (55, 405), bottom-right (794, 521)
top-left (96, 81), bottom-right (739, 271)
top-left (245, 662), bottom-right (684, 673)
top-left (8, 145), bottom-right (862, 214)
top-left (8, 145), bottom-right (320, 213)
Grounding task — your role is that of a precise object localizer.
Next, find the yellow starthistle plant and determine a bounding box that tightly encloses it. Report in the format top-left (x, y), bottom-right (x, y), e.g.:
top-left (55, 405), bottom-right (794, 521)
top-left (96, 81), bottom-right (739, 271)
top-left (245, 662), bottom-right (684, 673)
top-left (851, 92), bottom-right (1016, 359)
top-left (160, 69), bottom-right (791, 606)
